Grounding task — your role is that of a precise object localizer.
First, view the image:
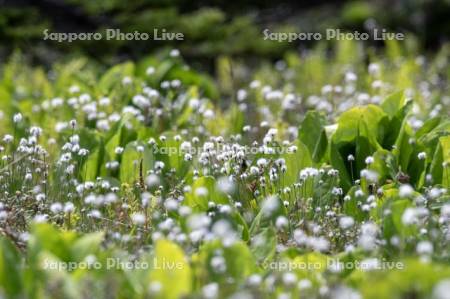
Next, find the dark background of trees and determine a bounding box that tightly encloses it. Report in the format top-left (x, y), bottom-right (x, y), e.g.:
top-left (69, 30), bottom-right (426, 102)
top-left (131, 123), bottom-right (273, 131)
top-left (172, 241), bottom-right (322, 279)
top-left (1, 0), bottom-right (449, 65)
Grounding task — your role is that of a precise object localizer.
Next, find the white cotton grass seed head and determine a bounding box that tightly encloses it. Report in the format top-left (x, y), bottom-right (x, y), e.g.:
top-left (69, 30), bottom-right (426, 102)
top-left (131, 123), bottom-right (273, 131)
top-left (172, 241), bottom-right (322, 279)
top-left (216, 176), bottom-right (235, 194)
top-left (148, 281), bottom-right (162, 294)
top-left (50, 202), bottom-right (63, 213)
top-left (365, 156), bottom-right (374, 165)
top-left (178, 206), bottom-right (191, 217)
top-left (339, 216), bottom-right (355, 230)
top-left (441, 204), bottom-right (450, 221)
top-left (247, 274), bottom-right (262, 287)
top-left (309, 236), bottom-right (330, 252)
top-left (402, 208), bottom-right (418, 225)
top-left (195, 187), bottom-right (208, 197)
top-left (282, 272), bottom-right (297, 287)
top-left (275, 216), bottom-right (288, 229)
top-left (115, 147), bottom-right (124, 154)
top-left (261, 195), bottom-right (279, 216)
top-left (131, 213), bottom-right (146, 225)
top-left (202, 283), bottom-right (218, 299)
top-left (332, 286), bottom-right (362, 299)
top-left (399, 184), bottom-right (414, 197)
top-left (170, 49), bottom-right (180, 57)
top-left (34, 214), bottom-right (48, 223)
top-left (154, 161), bottom-right (165, 171)
top-left (416, 241), bottom-right (433, 256)
top-left (145, 174), bottom-right (160, 188)
top-left (360, 169), bottom-right (379, 183)
top-left (36, 193), bottom-right (46, 202)
top-left (164, 198), bottom-right (179, 211)
top-left (361, 222), bottom-right (378, 236)
top-left (146, 66), bottom-right (155, 76)
top-left (122, 76), bottom-right (132, 85)
top-left (418, 151), bottom-right (427, 160)
top-left (212, 220), bottom-right (237, 246)
top-left (298, 279), bottom-right (312, 290)
top-left (293, 229), bottom-right (307, 245)
top-left (13, 113), bottom-right (23, 123)
top-left (210, 256), bottom-right (226, 273)
top-left (64, 202), bottom-right (75, 213)
top-left (432, 279), bottom-right (450, 299)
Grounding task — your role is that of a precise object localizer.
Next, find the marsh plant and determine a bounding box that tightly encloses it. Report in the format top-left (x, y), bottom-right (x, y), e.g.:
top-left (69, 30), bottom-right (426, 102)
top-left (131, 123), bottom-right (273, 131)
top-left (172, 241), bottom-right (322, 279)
top-left (0, 41), bottom-right (449, 299)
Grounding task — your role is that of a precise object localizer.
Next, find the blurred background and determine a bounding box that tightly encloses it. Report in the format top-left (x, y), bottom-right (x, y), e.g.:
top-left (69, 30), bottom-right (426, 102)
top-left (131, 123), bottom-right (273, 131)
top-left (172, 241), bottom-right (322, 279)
top-left (1, 0), bottom-right (449, 69)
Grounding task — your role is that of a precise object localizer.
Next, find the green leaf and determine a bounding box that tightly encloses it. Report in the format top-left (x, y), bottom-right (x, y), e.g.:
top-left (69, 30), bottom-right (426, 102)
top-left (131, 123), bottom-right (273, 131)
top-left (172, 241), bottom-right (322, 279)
top-left (81, 144), bottom-right (105, 181)
top-left (298, 110), bottom-right (328, 162)
top-left (381, 99), bottom-right (412, 150)
top-left (349, 259), bottom-right (450, 299)
top-left (380, 90), bottom-right (405, 119)
top-left (99, 62), bottom-right (135, 93)
top-left (281, 141), bottom-right (312, 188)
top-left (332, 105), bottom-right (387, 146)
top-left (343, 186), bottom-right (366, 221)
top-left (391, 118), bottom-right (414, 173)
top-left (71, 232), bottom-right (104, 262)
top-left (415, 117), bottom-right (442, 139)
top-left (330, 105), bottom-right (388, 191)
top-left (385, 198), bottom-right (415, 239)
top-left (166, 67), bottom-right (219, 99)
top-left (184, 176), bottom-right (229, 211)
top-left (430, 135), bottom-right (450, 187)
top-left (28, 223), bottom-right (77, 262)
top-left (0, 237), bottom-right (23, 297)
top-left (149, 239), bottom-right (191, 299)
top-left (196, 240), bottom-right (256, 284)
top-left (120, 141), bottom-right (154, 185)
top-left (155, 132), bottom-right (190, 179)
top-left (226, 103), bottom-right (244, 134)
top-left (250, 227), bottom-right (277, 264)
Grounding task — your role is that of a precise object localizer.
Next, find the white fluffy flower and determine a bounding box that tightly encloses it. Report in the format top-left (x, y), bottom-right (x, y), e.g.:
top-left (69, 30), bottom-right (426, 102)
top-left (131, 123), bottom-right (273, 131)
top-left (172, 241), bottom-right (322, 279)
top-left (13, 113), bottom-right (23, 123)
top-left (339, 216), bottom-right (355, 230)
top-left (399, 184), bottom-right (414, 197)
top-left (416, 241), bottom-right (433, 255)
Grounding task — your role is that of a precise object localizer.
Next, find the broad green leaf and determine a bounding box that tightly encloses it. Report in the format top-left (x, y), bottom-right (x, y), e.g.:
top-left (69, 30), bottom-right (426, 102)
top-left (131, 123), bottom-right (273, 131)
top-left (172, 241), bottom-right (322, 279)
top-left (0, 237), bottom-right (23, 297)
top-left (381, 98), bottom-right (411, 150)
top-left (28, 224), bottom-right (77, 263)
top-left (120, 141), bottom-right (154, 184)
top-left (331, 105), bottom-right (388, 191)
top-left (196, 241), bottom-right (256, 284)
top-left (288, 252), bottom-right (329, 278)
top-left (166, 67), bottom-right (219, 100)
top-left (416, 117), bottom-right (442, 139)
top-left (99, 62), bottom-right (135, 93)
top-left (250, 227), bottom-right (277, 264)
top-left (343, 186), bottom-right (366, 221)
top-left (226, 104), bottom-right (244, 134)
top-left (380, 90), bottom-right (405, 119)
top-left (184, 176), bottom-right (229, 211)
top-left (299, 110), bottom-right (328, 162)
top-left (155, 132), bottom-right (190, 179)
top-left (71, 232), bottom-right (104, 262)
top-left (430, 135), bottom-right (450, 187)
top-left (149, 239), bottom-right (191, 299)
top-left (348, 259), bottom-right (450, 299)
top-left (281, 141), bottom-right (312, 188)
top-left (332, 105), bottom-right (387, 146)
top-left (81, 145), bottom-right (104, 181)
top-left (384, 198), bottom-right (415, 239)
